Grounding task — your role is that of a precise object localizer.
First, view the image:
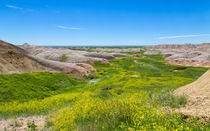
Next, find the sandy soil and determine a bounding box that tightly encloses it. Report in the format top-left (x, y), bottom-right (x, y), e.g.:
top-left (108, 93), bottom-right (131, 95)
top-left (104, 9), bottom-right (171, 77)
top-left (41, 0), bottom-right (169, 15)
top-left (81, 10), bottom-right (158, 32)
top-left (0, 116), bottom-right (46, 131)
top-left (174, 69), bottom-right (210, 119)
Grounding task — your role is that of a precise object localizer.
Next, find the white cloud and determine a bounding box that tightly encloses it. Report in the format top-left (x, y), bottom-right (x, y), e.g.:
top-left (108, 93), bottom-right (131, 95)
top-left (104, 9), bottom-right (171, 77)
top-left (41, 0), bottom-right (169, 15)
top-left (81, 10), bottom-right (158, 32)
top-left (159, 34), bottom-right (210, 39)
top-left (6, 5), bottom-right (23, 10)
top-left (57, 25), bottom-right (81, 30)
top-left (6, 5), bottom-right (35, 12)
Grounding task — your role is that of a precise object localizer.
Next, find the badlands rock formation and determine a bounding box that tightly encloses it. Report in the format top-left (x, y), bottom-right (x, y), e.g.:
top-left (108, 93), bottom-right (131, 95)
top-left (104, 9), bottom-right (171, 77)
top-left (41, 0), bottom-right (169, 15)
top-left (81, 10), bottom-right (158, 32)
top-left (0, 40), bottom-right (142, 79)
top-left (150, 43), bottom-right (210, 67)
top-left (21, 44), bottom-right (139, 62)
top-left (0, 41), bottom-right (96, 79)
top-left (20, 44), bottom-right (139, 65)
top-left (19, 43), bottom-right (139, 79)
top-left (21, 44), bottom-right (110, 64)
top-left (174, 69), bottom-right (210, 118)
top-left (69, 47), bottom-right (144, 53)
top-left (0, 40), bottom-right (52, 74)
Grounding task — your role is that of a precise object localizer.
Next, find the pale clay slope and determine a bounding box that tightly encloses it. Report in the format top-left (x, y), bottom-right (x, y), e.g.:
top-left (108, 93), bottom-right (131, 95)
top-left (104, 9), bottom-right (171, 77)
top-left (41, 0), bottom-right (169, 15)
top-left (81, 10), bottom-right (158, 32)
top-left (174, 69), bottom-right (210, 118)
top-left (150, 43), bottom-right (210, 67)
top-left (21, 43), bottom-right (135, 64)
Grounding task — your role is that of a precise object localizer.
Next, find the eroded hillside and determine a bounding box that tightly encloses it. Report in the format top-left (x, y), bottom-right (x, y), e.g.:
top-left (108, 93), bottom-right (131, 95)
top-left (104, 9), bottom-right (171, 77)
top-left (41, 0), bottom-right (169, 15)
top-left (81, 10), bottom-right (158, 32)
top-left (174, 69), bottom-right (210, 118)
top-left (150, 43), bottom-right (210, 67)
top-left (0, 40), bottom-right (52, 74)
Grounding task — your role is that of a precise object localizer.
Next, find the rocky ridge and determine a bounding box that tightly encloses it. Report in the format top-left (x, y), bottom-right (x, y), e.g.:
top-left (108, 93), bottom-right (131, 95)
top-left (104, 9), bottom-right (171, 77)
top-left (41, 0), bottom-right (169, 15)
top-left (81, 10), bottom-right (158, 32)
top-left (149, 43), bottom-right (210, 67)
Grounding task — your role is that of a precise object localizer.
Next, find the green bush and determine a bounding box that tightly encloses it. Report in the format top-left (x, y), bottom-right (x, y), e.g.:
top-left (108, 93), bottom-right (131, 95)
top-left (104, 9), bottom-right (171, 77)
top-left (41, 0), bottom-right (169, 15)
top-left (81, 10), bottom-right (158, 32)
top-left (61, 54), bottom-right (67, 62)
top-left (150, 90), bottom-right (187, 108)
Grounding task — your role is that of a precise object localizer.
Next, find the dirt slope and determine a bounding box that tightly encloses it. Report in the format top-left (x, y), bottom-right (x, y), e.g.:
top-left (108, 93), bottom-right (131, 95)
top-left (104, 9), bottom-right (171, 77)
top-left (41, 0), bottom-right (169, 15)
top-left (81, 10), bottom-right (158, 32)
top-left (0, 40), bottom-right (52, 74)
top-left (174, 69), bottom-right (210, 118)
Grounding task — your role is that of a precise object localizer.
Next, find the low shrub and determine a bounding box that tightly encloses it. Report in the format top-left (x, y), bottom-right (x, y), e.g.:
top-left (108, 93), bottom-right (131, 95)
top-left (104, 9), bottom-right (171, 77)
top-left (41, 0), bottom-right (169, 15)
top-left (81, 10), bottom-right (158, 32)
top-left (61, 54), bottom-right (67, 62)
top-left (150, 90), bottom-right (187, 108)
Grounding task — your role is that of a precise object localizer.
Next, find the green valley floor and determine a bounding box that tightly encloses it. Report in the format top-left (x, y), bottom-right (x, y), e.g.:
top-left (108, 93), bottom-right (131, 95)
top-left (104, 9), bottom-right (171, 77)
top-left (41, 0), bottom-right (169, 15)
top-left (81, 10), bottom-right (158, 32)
top-left (0, 53), bottom-right (209, 130)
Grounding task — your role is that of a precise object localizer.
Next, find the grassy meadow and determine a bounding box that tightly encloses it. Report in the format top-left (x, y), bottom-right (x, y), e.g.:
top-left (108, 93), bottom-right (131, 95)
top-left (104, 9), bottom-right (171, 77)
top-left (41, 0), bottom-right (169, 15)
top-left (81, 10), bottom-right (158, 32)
top-left (0, 53), bottom-right (209, 130)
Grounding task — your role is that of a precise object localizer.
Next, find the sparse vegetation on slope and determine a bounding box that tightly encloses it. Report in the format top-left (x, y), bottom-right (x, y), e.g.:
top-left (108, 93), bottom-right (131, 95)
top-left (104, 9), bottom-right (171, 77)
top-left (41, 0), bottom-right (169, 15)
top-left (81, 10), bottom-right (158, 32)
top-left (61, 54), bottom-right (68, 62)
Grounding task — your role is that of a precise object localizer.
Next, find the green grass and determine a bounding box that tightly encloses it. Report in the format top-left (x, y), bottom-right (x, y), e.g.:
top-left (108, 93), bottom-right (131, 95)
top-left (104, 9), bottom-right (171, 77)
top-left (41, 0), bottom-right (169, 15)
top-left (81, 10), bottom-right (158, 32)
top-left (0, 53), bottom-right (209, 130)
top-left (61, 54), bottom-right (68, 62)
top-left (0, 72), bottom-right (82, 102)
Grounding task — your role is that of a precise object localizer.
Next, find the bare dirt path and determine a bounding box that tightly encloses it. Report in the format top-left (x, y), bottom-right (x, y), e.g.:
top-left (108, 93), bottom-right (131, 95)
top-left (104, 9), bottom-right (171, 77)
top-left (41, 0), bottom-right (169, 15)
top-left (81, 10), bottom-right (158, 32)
top-left (0, 116), bottom-right (46, 131)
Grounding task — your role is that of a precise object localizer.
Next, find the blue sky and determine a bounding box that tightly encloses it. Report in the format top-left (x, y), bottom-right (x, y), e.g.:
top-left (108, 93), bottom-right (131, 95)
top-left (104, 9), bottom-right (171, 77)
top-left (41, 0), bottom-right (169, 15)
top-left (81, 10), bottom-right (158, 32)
top-left (0, 0), bottom-right (210, 46)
